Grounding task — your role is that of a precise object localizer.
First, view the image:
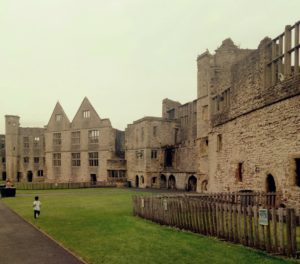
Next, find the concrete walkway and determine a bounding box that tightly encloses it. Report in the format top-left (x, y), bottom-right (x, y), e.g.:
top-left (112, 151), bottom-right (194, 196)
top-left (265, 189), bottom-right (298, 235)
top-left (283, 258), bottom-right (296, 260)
top-left (0, 201), bottom-right (85, 264)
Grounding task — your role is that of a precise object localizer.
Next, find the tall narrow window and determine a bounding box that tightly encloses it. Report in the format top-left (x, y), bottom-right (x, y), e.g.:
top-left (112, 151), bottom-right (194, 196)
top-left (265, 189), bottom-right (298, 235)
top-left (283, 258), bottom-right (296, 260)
top-left (34, 157), bottom-right (39, 164)
top-left (236, 163), bottom-right (243, 182)
top-left (217, 134), bottom-right (222, 152)
top-left (83, 110), bottom-right (90, 118)
top-left (53, 133), bottom-right (61, 146)
top-left (72, 153), bottom-right (81, 167)
top-left (24, 157), bottom-right (29, 163)
top-left (71, 131), bottom-right (80, 145)
top-left (34, 137), bottom-right (40, 148)
top-left (88, 130), bottom-right (99, 144)
top-left (53, 153), bottom-right (61, 167)
top-left (89, 152), bottom-right (99, 166)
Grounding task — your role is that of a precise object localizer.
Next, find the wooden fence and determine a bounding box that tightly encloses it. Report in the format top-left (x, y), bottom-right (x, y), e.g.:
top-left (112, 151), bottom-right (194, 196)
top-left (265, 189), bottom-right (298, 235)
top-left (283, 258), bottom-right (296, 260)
top-left (133, 195), bottom-right (297, 258)
top-left (163, 192), bottom-right (282, 208)
top-left (14, 181), bottom-right (116, 190)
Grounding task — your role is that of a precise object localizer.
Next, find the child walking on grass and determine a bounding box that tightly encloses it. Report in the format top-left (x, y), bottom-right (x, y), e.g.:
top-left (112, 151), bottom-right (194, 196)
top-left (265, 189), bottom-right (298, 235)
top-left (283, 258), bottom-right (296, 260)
top-left (33, 196), bottom-right (41, 219)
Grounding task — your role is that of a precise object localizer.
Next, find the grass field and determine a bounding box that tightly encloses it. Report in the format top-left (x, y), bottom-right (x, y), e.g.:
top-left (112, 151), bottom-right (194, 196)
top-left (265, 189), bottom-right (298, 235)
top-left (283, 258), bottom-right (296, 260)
top-left (2, 188), bottom-right (297, 264)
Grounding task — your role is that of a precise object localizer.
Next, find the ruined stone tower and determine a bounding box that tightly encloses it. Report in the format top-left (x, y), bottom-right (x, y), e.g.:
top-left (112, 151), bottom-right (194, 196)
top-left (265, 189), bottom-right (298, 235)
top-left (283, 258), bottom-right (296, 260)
top-left (5, 115), bottom-right (20, 181)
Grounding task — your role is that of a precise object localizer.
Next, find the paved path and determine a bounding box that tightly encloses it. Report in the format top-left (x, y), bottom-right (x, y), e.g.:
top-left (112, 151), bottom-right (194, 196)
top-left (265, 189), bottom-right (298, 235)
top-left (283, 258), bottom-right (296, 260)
top-left (0, 201), bottom-right (85, 264)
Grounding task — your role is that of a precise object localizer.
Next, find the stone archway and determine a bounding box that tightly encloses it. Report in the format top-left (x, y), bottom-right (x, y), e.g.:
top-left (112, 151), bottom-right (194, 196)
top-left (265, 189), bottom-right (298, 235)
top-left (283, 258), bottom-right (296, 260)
top-left (266, 174), bottom-right (276, 193)
top-left (168, 175), bottom-right (176, 189)
top-left (187, 175), bottom-right (197, 192)
top-left (160, 174), bottom-right (167, 189)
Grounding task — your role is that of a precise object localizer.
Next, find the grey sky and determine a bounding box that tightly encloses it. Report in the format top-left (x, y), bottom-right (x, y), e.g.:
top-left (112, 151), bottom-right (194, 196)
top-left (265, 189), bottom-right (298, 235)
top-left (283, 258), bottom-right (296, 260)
top-left (0, 0), bottom-right (299, 132)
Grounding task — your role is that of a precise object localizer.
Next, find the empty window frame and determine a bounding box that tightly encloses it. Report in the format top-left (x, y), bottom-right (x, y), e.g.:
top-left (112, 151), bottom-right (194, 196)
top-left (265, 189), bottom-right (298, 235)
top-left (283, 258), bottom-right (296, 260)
top-left (55, 114), bottom-right (62, 122)
top-left (151, 150), bottom-right (158, 159)
top-left (89, 152), bottom-right (99, 166)
top-left (24, 157), bottom-right (29, 163)
top-left (71, 131), bottom-right (80, 145)
top-left (53, 153), bottom-right (61, 167)
top-left (23, 137), bottom-right (29, 149)
top-left (72, 153), bottom-right (81, 167)
top-left (88, 130), bottom-right (99, 144)
top-left (53, 133), bottom-right (61, 146)
top-left (34, 157), bottom-right (39, 164)
top-left (37, 170), bottom-right (44, 177)
top-left (236, 162), bottom-right (243, 182)
top-left (33, 137), bottom-right (40, 148)
top-left (83, 110), bottom-right (90, 118)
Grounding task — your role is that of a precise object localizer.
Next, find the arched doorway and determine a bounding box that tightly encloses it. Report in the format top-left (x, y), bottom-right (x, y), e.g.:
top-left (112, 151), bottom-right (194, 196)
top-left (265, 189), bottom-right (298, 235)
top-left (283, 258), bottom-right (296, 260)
top-left (135, 175), bottom-right (139, 188)
top-left (160, 174), bottom-right (167, 188)
top-left (168, 175), bottom-right (176, 189)
top-left (266, 174), bottom-right (276, 192)
top-left (187, 175), bottom-right (197, 192)
top-left (27, 171), bottom-right (33, 182)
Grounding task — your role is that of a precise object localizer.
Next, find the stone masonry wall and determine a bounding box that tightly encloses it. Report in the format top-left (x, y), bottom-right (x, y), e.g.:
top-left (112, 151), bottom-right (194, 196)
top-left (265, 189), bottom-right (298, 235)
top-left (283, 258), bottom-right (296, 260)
top-left (209, 94), bottom-right (300, 207)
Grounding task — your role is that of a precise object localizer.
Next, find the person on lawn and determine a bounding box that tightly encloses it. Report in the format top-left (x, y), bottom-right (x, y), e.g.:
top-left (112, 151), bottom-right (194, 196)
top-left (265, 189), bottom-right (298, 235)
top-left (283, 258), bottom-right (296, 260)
top-left (33, 196), bottom-right (41, 219)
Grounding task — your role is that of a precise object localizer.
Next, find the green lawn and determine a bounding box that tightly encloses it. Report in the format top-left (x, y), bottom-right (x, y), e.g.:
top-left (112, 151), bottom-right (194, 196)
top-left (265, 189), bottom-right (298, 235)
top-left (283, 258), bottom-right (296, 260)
top-left (2, 188), bottom-right (297, 264)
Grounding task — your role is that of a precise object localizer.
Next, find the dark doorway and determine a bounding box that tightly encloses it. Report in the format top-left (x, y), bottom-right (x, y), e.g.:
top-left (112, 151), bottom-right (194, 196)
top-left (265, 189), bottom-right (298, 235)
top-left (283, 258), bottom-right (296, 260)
top-left (135, 175), bottom-right (139, 188)
top-left (164, 147), bottom-right (174, 167)
top-left (2, 171), bottom-right (6, 181)
top-left (90, 174), bottom-right (97, 185)
top-left (187, 175), bottom-right (197, 192)
top-left (160, 174), bottom-right (167, 188)
top-left (266, 174), bottom-right (276, 192)
top-left (168, 175), bottom-right (176, 189)
top-left (17, 172), bottom-right (22, 182)
top-left (27, 171), bottom-right (33, 182)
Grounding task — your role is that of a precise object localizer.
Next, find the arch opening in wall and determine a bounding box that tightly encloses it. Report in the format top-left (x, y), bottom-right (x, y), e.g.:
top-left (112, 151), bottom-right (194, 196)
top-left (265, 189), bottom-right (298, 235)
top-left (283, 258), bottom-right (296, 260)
top-left (201, 180), bottom-right (208, 192)
top-left (168, 175), bottom-right (176, 190)
top-left (266, 174), bottom-right (276, 193)
top-left (187, 175), bottom-right (197, 192)
top-left (141, 176), bottom-right (144, 185)
top-left (160, 174), bottom-right (167, 189)
top-left (135, 175), bottom-right (139, 188)
top-left (27, 171), bottom-right (33, 182)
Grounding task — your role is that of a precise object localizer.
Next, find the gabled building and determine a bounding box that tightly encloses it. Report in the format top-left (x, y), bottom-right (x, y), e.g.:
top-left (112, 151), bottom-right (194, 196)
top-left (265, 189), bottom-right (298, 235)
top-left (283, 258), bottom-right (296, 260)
top-left (4, 98), bottom-right (126, 184)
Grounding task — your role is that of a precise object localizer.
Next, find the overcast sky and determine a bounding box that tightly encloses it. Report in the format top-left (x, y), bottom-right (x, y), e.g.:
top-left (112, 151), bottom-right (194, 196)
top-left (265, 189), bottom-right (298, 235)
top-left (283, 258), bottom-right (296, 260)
top-left (0, 0), bottom-right (299, 133)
